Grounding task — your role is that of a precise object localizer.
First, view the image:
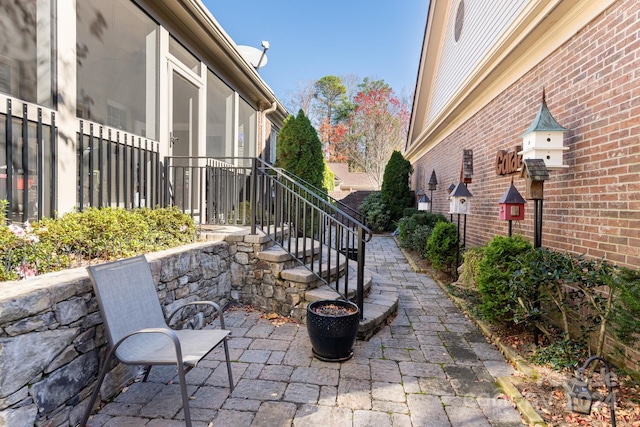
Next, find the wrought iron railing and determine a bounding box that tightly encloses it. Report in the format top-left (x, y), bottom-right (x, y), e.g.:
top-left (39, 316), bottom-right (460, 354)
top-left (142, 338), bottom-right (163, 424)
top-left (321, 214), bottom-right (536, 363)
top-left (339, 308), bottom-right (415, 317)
top-left (163, 156), bottom-right (372, 317)
top-left (277, 168), bottom-right (366, 225)
top-left (78, 121), bottom-right (161, 211)
top-left (252, 159), bottom-right (371, 317)
top-left (1, 99), bottom-right (57, 222)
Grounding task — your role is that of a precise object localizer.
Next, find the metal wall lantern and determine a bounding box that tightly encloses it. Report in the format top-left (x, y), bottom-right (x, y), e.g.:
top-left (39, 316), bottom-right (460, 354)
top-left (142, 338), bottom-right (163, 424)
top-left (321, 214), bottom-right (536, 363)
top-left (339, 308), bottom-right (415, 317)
top-left (449, 182), bottom-right (473, 214)
top-left (518, 90), bottom-right (568, 170)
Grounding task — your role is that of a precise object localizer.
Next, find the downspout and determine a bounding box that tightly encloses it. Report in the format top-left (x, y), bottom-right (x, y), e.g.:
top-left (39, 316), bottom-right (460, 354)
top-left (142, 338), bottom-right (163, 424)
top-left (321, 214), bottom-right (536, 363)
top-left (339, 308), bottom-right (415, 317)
top-left (261, 101), bottom-right (278, 162)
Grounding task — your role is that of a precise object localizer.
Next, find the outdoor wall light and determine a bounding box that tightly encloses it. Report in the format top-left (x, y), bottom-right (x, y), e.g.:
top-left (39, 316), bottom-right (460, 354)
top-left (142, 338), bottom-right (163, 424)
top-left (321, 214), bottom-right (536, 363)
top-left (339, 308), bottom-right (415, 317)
top-left (563, 356), bottom-right (617, 426)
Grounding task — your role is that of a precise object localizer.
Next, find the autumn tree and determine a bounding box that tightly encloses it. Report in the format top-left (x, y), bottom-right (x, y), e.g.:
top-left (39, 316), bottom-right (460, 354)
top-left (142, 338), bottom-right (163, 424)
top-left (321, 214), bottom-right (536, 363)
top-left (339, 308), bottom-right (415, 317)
top-left (313, 76), bottom-right (347, 162)
top-left (344, 79), bottom-right (410, 189)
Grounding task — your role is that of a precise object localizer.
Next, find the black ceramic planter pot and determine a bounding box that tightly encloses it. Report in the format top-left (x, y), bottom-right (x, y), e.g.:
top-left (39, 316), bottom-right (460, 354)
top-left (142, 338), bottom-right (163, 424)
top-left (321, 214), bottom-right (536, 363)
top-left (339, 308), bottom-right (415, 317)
top-left (306, 299), bottom-right (360, 362)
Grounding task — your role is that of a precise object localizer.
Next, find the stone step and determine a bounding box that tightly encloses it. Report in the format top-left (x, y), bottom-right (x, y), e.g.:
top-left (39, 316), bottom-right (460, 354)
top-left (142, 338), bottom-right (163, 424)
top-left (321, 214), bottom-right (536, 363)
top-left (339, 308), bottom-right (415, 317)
top-left (257, 237), bottom-right (321, 262)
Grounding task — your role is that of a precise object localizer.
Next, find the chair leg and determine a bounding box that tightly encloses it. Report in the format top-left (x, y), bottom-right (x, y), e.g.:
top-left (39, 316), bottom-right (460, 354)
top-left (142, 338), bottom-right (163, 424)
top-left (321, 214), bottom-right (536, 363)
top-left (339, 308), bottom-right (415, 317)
top-left (79, 349), bottom-right (117, 427)
top-left (177, 362), bottom-right (192, 427)
top-left (142, 365), bottom-right (152, 382)
top-left (223, 337), bottom-right (234, 391)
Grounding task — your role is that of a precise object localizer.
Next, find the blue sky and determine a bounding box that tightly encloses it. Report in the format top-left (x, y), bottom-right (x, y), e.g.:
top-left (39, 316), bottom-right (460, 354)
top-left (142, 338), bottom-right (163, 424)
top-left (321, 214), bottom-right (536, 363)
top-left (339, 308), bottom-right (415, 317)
top-left (202, 1), bottom-right (430, 101)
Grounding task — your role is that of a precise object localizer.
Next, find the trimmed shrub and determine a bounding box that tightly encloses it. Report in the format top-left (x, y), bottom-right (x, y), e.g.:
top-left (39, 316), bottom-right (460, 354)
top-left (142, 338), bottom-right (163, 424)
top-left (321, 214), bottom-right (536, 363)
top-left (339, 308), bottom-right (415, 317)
top-left (276, 110), bottom-right (326, 193)
top-left (425, 221), bottom-right (458, 274)
top-left (380, 151), bottom-right (413, 224)
top-left (359, 192), bottom-right (390, 232)
top-left (1, 206), bottom-right (196, 281)
top-left (476, 234), bottom-right (532, 324)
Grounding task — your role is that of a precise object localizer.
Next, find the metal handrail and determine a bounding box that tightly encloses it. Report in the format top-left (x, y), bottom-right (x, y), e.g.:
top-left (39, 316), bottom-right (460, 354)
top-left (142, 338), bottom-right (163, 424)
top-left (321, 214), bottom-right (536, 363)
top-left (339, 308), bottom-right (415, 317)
top-left (251, 158), bottom-right (371, 317)
top-left (163, 156), bottom-right (371, 318)
top-left (276, 167), bottom-right (366, 225)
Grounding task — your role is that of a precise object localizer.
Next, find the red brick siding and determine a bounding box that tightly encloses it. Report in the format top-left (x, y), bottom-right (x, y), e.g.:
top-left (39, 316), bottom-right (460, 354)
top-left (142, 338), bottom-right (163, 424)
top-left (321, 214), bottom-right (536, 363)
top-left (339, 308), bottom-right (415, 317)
top-left (412, 0), bottom-right (640, 371)
top-left (413, 0), bottom-right (640, 268)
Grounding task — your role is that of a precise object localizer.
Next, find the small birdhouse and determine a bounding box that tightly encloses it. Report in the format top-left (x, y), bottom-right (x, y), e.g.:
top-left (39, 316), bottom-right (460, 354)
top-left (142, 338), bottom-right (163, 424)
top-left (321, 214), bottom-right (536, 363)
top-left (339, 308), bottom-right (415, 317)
top-left (518, 91), bottom-right (568, 170)
top-left (417, 194), bottom-right (431, 211)
top-left (498, 182), bottom-right (526, 220)
top-left (462, 149), bottom-right (473, 183)
top-left (449, 182), bottom-right (473, 214)
top-left (428, 170), bottom-right (438, 191)
top-left (520, 158), bottom-right (549, 200)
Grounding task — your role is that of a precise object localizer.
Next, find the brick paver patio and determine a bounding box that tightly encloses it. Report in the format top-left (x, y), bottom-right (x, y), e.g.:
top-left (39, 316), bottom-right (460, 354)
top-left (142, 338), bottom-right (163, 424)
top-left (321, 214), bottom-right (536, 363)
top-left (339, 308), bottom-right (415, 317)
top-left (86, 236), bottom-right (523, 426)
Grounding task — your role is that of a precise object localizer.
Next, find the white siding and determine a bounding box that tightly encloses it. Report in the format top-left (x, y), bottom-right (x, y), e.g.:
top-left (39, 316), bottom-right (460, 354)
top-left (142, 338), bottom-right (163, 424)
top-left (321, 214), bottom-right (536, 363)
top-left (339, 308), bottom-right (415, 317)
top-left (428, 0), bottom-right (528, 123)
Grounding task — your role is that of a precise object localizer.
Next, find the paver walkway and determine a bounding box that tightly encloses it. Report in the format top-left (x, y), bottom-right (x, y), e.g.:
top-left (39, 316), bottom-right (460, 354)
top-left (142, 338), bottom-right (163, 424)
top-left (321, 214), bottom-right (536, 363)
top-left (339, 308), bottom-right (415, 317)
top-left (87, 236), bottom-right (523, 426)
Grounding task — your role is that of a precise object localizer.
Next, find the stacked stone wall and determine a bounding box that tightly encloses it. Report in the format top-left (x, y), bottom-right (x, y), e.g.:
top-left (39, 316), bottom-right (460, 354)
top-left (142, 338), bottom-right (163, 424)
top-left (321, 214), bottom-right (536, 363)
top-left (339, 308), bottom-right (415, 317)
top-left (0, 240), bottom-right (251, 427)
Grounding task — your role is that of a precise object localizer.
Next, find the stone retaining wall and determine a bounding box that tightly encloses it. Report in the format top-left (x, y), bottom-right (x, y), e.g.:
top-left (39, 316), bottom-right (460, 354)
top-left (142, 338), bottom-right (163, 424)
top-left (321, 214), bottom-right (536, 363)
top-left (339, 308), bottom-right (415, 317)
top-left (0, 237), bottom-right (263, 427)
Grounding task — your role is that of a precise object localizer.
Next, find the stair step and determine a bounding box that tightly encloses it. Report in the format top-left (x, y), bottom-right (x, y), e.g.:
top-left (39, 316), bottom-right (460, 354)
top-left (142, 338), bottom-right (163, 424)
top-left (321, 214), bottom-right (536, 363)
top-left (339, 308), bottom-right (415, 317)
top-left (305, 269), bottom-right (372, 302)
top-left (257, 238), bottom-right (321, 262)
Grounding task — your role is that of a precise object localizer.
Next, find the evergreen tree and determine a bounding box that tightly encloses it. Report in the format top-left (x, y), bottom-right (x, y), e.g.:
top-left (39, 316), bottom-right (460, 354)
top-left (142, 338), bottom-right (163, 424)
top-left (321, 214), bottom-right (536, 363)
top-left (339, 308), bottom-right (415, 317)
top-left (380, 150), bottom-right (413, 223)
top-left (275, 109), bottom-right (326, 193)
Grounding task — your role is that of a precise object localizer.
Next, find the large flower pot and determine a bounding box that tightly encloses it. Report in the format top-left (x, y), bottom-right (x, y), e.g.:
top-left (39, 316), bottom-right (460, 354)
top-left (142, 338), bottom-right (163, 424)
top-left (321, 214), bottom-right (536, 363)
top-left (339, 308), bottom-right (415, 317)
top-left (306, 299), bottom-right (360, 362)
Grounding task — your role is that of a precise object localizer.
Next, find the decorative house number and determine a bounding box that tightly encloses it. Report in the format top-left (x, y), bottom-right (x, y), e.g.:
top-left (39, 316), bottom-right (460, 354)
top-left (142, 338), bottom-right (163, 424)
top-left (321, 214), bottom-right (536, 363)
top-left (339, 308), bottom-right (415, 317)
top-left (495, 146), bottom-right (523, 175)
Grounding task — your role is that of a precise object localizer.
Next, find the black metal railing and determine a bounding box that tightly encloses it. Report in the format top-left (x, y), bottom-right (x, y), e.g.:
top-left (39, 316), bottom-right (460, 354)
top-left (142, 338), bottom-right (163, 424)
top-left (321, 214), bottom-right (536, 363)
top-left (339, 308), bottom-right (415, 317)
top-left (78, 121), bottom-right (161, 211)
top-left (277, 168), bottom-right (366, 225)
top-left (1, 99), bottom-right (57, 222)
top-left (163, 156), bottom-right (372, 317)
top-left (252, 159), bottom-right (371, 317)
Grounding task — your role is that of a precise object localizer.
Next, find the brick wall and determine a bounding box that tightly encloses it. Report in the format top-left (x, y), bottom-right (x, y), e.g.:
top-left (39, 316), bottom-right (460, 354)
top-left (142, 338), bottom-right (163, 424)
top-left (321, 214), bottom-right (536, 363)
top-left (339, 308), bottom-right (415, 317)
top-left (414, 0), bottom-right (640, 268)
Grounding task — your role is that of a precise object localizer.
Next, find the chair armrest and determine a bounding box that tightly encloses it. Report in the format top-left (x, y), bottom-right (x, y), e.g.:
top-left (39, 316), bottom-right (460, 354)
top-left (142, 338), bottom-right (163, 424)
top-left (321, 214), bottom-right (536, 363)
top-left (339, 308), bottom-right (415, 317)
top-left (167, 301), bottom-right (227, 329)
top-left (112, 327), bottom-right (183, 363)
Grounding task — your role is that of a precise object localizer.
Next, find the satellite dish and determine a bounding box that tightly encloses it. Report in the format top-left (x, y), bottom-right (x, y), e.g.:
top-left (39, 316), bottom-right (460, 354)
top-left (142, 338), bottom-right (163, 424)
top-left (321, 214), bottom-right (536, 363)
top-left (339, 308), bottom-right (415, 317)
top-left (238, 45), bottom-right (268, 69)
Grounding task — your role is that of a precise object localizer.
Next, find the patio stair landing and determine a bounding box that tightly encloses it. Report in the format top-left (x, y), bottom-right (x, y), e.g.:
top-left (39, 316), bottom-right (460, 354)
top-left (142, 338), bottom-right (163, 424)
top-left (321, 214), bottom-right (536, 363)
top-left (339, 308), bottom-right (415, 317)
top-left (255, 238), bottom-right (398, 341)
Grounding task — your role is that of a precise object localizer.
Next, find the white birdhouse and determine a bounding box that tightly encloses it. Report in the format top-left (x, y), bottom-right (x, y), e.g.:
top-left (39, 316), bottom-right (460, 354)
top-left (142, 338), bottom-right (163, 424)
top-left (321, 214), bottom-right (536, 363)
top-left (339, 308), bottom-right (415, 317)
top-left (518, 91), bottom-right (568, 170)
top-left (449, 182), bottom-right (473, 215)
top-left (417, 194), bottom-right (431, 211)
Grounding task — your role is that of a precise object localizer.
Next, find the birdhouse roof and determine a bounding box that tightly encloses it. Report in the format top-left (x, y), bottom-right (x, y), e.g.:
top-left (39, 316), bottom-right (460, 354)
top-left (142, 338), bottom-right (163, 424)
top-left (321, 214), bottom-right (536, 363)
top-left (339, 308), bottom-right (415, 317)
top-left (521, 158), bottom-right (550, 181)
top-left (450, 182), bottom-right (473, 198)
top-left (498, 183), bottom-right (527, 204)
top-left (428, 170), bottom-right (438, 186)
top-left (520, 97), bottom-right (568, 137)
top-left (418, 194), bottom-right (430, 203)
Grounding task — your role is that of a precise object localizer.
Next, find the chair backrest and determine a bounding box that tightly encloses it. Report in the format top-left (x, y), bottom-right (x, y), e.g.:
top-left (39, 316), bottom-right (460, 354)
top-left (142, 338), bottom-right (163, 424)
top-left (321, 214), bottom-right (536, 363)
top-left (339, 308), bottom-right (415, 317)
top-left (87, 255), bottom-right (167, 349)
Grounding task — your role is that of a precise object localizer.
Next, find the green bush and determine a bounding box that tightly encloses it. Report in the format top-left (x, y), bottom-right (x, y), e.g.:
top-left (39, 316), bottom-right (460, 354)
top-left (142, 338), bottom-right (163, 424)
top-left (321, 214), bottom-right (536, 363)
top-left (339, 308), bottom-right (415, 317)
top-left (1, 206), bottom-right (196, 282)
top-left (476, 234), bottom-right (532, 324)
top-left (276, 110), bottom-right (326, 193)
top-left (612, 267), bottom-right (640, 346)
top-left (460, 246), bottom-right (484, 288)
top-left (380, 151), bottom-right (413, 224)
top-left (408, 224), bottom-right (432, 255)
top-left (425, 221), bottom-right (458, 274)
top-left (359, 192), bottom-right (390, 232)
top-left (397, 211), bottom-right (448, 254)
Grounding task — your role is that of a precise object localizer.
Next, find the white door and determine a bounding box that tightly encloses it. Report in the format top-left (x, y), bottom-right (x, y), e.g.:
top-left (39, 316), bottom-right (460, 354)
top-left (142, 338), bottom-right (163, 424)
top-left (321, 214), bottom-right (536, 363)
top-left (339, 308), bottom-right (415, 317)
top-left (169, 69), bottom-right (200, 213)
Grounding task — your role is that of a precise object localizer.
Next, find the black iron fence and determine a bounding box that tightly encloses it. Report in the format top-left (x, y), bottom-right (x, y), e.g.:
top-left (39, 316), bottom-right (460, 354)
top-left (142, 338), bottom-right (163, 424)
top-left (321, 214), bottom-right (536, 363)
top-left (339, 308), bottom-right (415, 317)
top-left (78, 120), bottom-right (161, 211)
top-left (1, 99), bottom-right (57, 222)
